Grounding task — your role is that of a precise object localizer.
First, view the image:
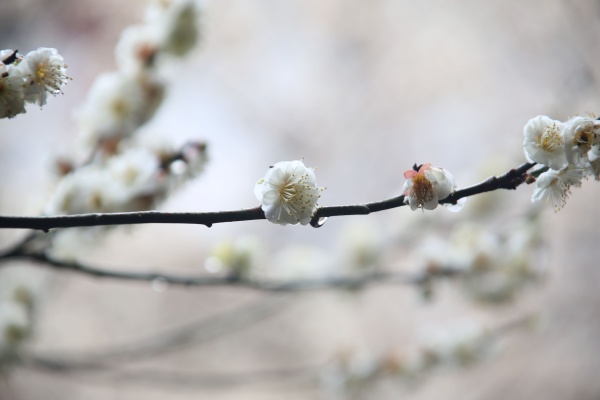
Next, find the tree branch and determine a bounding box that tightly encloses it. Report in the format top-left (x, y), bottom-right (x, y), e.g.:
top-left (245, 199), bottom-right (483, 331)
top-left (0, 162), bottom-right (536, 231)
top-left (0, 249), bottom-right (456, 290)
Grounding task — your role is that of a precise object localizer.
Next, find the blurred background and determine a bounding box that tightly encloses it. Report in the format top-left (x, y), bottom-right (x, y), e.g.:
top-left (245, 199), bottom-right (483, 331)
top-left (1, 0), bottom-right (600, 399)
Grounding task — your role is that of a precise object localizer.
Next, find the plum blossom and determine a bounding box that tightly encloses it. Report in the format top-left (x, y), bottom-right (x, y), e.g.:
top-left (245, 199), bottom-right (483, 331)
top-left (115, 25), bottom-right (162, 73)
top-left (531, 166), bottom-right (584, 212)
top-left (0, 47), bottom-right (69, 118)
top-left (254, 160), bottom-right (324, 226)
top-left (146, 0), bottom-right (199, 57)
top-left (18, 47), bottom-right (70, 106)
top-left (562, 116), bottom-right (599, 167)
top-left (523, 115), bottom-right (568, 170)
top-left (403, 163), bottom-right (458, 211)
top-left (76, 71), bottom-right (165, 146)
top-left (0, 62), bottom-right (26, 119)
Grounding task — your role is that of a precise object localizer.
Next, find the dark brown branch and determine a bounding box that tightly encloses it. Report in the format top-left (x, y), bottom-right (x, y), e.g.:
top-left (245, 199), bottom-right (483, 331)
top-left (0, 162), bottom-right (536, 232)
top-left (0, 208), bottom-right (266, 231)
top-left (0, 249), bottom-right (455, 290)
top-left (440, 161), bottom-right (536, 205)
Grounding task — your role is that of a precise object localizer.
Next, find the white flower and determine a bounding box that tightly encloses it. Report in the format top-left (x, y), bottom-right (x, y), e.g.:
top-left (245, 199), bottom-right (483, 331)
top-left (17, 47), bottom-right (69, 106)
top-left (338, 221), bottom-right (384, 273)
top-left (0, 301), bottom-right (30, 356)
top-left (562, 116), bottom-right (599, 167)
top-left (45, 167), bottom-right (114, 215)
top-left (115, 25), bottom-right (162, 73)
top-left (523, 115), bottom-right (568, 170)
top-left (0, 62), bottom-right (26, 118)
top-left (532, 166), bottom-right (583, 211)
top-left (205, 236), bottom-right (266, 279)
top-left (45, 148), bottom-right (167, 215)
top-left (403, 163), bottom-right (458, 211)
top-left (146, 0), bottom-right (199, 57)
top-left (77, 71), bottom-right (165, 146)
top-left (254, 160), bottom-right (323, 225)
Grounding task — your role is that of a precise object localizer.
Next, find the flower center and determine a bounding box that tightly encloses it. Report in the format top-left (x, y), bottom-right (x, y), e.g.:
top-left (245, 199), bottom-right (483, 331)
top-left (540, 124), bottom-right (563, 152)
top-left (36, 64), bottom-right (48, 80)
top-left (279, 181), bottom-right (296, 202)
top-left (540, 124), bottom-right (564, 152)
top-left (574, 129), bottom-right (594, 153)
top-left (412, 174), bottom-right (434, 207)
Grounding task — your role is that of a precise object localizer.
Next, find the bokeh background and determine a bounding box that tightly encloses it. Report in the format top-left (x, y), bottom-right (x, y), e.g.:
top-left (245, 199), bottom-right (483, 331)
top-left (1, 0), bottom-right (600, 399)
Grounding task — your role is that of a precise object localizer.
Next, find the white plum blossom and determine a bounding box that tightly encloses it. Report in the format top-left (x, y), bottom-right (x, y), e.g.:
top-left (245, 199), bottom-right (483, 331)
top-left (0, 47), bottom-right (69, 118)
top-left (562, 116), bottom-right (599, 167)
top-left (77, 71), bottom-right (165, 146)
top-left (532, 166), bottom-right (584, 211)
top-left (146, 0), bottom-right (199, 57)
top-left (159, 0), bottom-right (199, 57)
top-left (44, 167), bottom-right (113, 215)
top-left (115, 25), bottom-right (162, 73)
top-left (107, 147), bottom-right (166, 203)
top-left (523, 115), bottom-right (600, 209)
top-left (0, 62), bottom-right (26, 119)
top-left (205, 236), bottom-right (266, 280)
top-left (403, 163), bottom-right (459, 211)
top-left (115, 0), bottom-right (199, 74)
top-left (523, 115), bottom-right (568, 170)
top-left (0, 301), bottom-right (30, 358)
top-left (45, 148), bottom-right (167, 215)
top-left (18, 47), bottom-right (70, 106)
top-left (254, 160), bottom-right (324, 226)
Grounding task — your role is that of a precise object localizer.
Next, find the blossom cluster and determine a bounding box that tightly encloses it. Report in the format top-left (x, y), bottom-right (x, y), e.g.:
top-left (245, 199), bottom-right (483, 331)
top-left (319, 323), bottom-right (497, 395)
top-left (46, 142), bottom-right (207, 216)
top-left (413, 218), bottom-right (543, 304)
top-left (39, 1), bottom-right (205, 258)
top-left (524, 115), bottom-right (600, 210)
top-left (0, 48), bottom-right (69, 119)
top-left (77, 0), bottom-right (199, 149)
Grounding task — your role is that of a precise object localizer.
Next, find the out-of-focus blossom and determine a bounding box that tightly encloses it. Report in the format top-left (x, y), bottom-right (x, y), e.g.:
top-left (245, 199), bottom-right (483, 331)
top-left (146, 0), bottom-right (199, 57)
top-left (0, 302), bottom-right (30, 359)
top-left (77, 71), bottom-right (165, 147)
top-left (45, 147), bottom-right (167, 215)
top-left (254, 160), bottom-right (324, 226)
top-left (268, 245), bottom-right (334, 281)
top-left (338, 221), bottom-right (385, 273)
top-left (115, 25), bottom-right (162, 73)
top-left (204, 236), bottom-right (266, 280)
top-left (413, 217), bottom-right (545, 304)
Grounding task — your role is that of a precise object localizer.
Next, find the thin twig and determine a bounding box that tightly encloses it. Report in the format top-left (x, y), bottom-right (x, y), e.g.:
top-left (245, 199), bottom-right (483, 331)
top-left (18, 294), bottom-right (290, 370)
top-left (0, 162), bottom-right (536, 231)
